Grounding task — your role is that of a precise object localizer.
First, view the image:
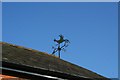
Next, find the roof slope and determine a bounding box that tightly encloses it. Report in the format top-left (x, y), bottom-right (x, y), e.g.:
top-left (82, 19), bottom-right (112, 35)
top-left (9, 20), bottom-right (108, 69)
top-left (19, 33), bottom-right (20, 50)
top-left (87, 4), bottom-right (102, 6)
top-left (1, 42), bottom-right (109, 79)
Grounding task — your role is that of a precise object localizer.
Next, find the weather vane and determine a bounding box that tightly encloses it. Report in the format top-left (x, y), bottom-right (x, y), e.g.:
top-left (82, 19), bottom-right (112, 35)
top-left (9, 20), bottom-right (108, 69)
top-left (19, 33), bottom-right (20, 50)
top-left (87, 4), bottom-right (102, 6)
top-left (52, 34), bottom-right (70, 58)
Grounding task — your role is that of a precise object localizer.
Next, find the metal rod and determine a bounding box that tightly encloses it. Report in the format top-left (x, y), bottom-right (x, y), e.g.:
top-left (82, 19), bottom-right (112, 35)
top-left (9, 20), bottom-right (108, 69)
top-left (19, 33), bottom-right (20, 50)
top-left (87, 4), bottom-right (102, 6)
top-left (58, 44), bottom-right (60, 58)
top-left (58, 50), bottom-right (60, 58)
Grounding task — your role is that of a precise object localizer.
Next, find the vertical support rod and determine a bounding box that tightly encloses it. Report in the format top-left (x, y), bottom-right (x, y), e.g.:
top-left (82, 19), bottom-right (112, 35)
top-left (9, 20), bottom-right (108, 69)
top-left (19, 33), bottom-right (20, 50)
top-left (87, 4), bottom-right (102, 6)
top-left (58, 50), bottom-right (60, 58)
top-left (58, 44), bottom-right (60, 58)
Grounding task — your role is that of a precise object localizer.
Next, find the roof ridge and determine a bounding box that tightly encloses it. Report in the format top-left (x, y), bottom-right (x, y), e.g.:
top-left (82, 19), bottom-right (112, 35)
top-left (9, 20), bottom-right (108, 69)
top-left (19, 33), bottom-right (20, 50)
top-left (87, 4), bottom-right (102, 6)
top-left (1, 42), bottom-right (58, 58)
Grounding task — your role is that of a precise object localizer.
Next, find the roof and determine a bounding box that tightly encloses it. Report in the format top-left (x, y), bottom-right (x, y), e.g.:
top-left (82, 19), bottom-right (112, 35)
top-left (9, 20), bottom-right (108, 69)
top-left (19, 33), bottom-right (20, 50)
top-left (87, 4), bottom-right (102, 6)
top-left (1, 42), bottom-right (110, 80)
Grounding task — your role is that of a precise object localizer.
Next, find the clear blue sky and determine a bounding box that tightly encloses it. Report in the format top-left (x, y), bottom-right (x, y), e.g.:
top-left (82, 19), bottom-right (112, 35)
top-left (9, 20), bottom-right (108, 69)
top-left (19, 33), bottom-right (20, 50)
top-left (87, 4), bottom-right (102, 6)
top-left (0, 2), bottom-right (2, 41)
top-left (2, 2), bottom-right (118, 78)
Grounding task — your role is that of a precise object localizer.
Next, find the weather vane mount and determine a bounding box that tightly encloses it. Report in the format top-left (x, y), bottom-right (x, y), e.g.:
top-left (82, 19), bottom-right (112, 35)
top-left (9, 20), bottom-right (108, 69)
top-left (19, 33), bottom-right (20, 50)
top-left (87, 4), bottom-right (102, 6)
top-left (52, 34), bottom-right (70, 58)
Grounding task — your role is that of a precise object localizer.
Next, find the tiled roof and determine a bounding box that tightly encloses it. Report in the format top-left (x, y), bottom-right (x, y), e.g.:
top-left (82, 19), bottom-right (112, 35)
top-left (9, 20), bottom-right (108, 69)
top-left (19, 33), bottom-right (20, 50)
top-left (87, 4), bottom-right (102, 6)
top-left (1, 42), bottom-right (109, 80)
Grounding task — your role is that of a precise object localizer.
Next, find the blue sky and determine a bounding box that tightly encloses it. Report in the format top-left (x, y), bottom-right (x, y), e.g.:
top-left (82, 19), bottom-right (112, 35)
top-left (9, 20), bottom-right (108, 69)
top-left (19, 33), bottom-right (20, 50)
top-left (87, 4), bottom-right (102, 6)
top-left (0, 2), bottom-right (2, 41)
top-left (2, 2), bottom-right (118, 78)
